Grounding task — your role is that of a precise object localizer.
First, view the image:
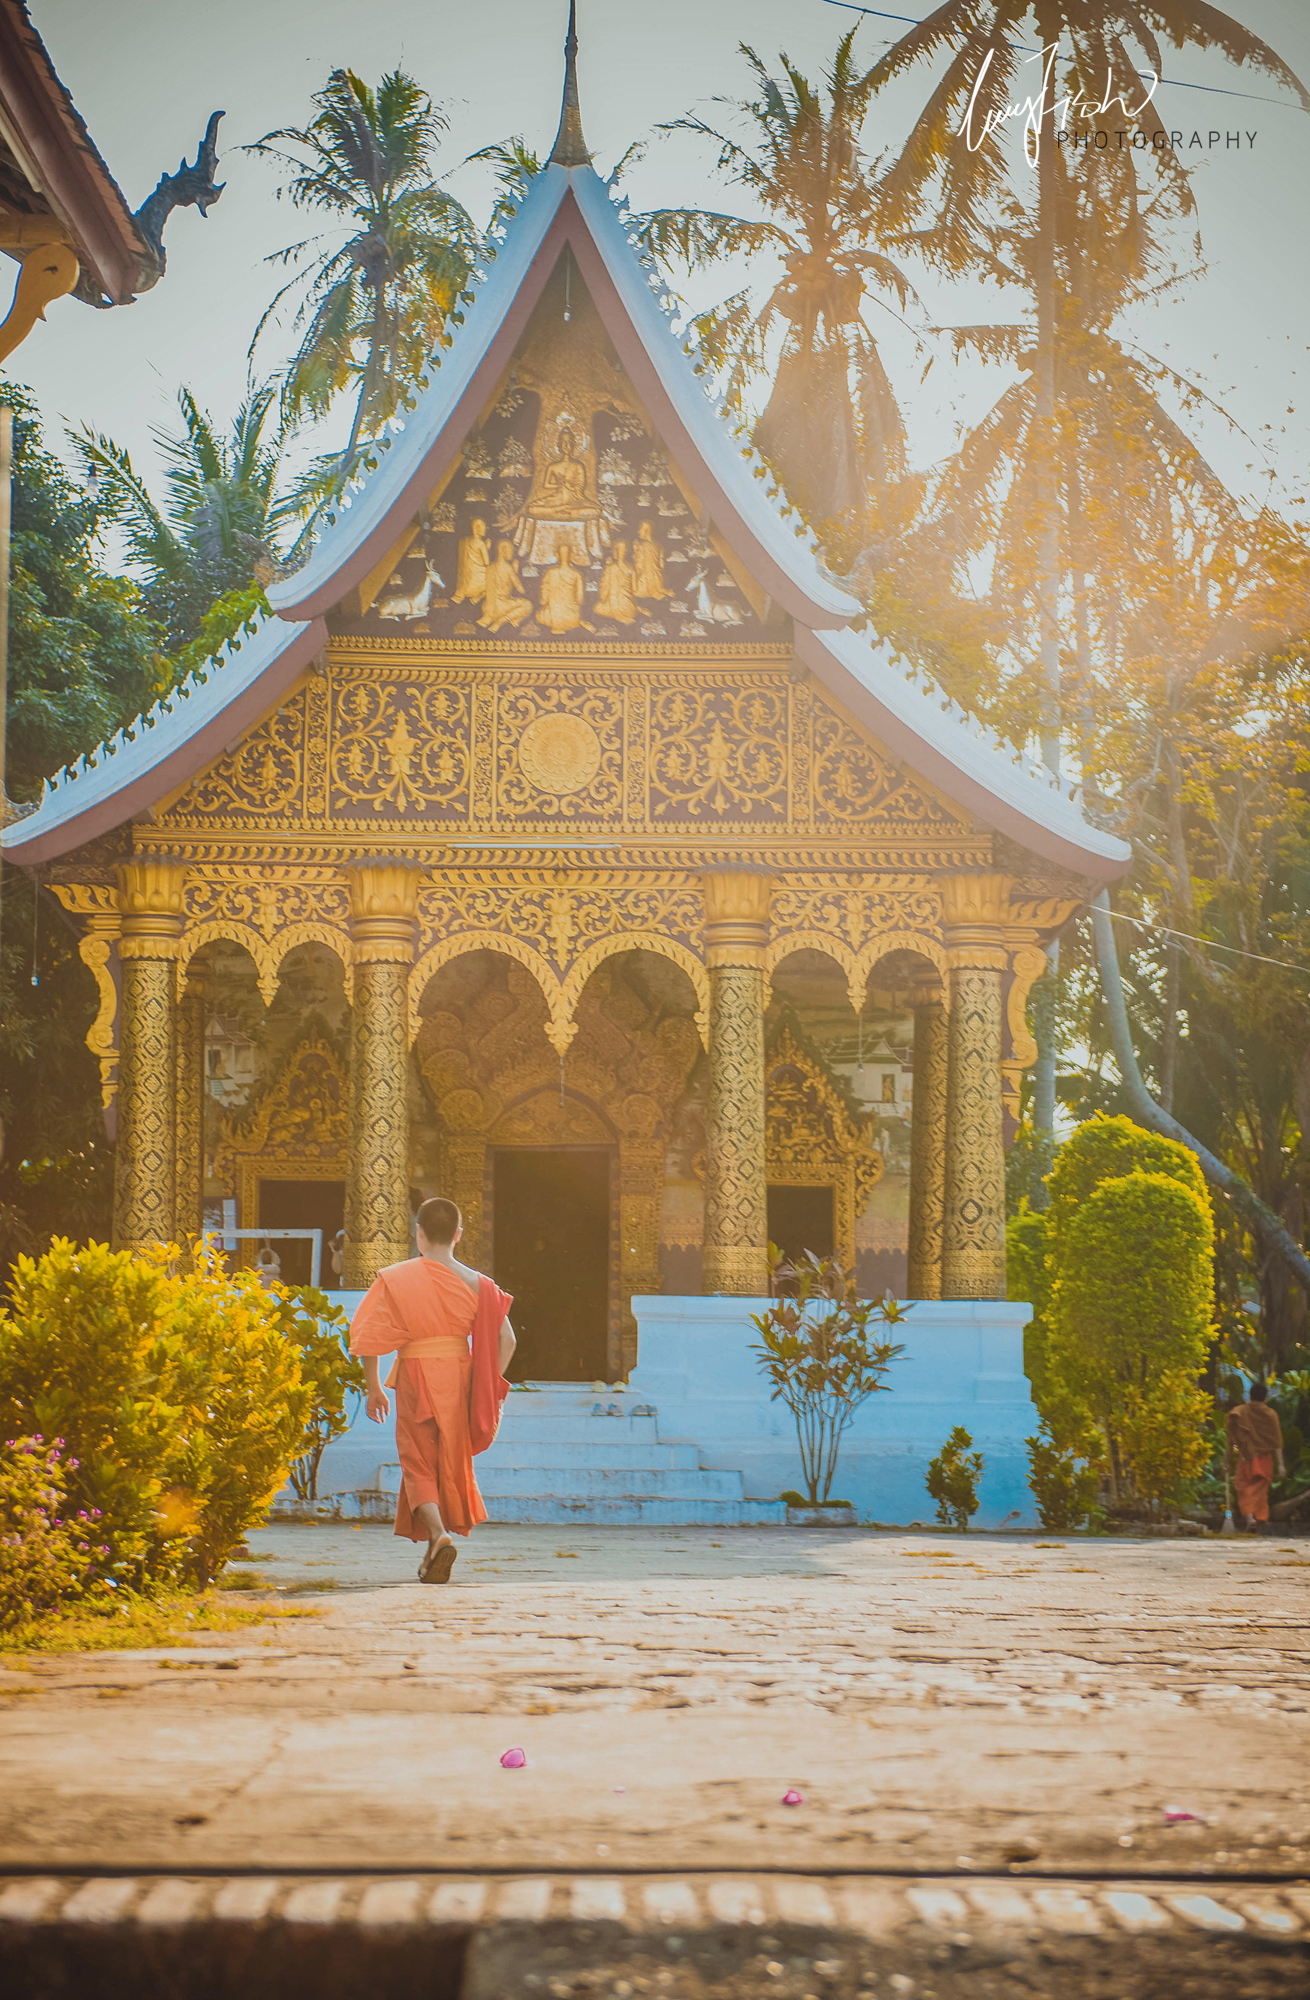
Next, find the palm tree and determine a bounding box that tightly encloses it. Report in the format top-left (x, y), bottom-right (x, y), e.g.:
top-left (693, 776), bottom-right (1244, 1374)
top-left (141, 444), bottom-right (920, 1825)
top-left (71, 378), bottom-right (290, 655)
top-left (865, 2), bottom-right (1308, 1198)
top-left (246, 68), bottom-right (482, 484)
top-left (635, 31), bottom-right (918, 527)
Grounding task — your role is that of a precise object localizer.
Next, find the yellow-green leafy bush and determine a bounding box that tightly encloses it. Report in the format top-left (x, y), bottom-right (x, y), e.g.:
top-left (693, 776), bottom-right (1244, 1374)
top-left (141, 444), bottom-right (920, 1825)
top-left (0, 1240), bottom-right (310, 1589)
top-left (1047, 1113), bottom-right (1208, 1242)
top-left (1051, 1171), bottom-right (1213, 1512)
top-left (1016, 1117), bottom-right (1213, 1524)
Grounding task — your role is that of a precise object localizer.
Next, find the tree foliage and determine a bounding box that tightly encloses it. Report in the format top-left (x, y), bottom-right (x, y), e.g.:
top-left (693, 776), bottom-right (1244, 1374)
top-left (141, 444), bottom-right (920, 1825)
top-left (247, 67), bottom-right (481, 485)
top-left (70, 379), bottom-right (288, 661)
top-left (634, 31), bottom-right (917, 526)
top-left (0, 384), bottom-right (157, 799)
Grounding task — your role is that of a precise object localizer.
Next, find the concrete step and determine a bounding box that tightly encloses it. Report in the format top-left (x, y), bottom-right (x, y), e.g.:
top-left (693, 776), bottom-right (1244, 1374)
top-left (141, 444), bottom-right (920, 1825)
top-left (495, 1414), bottom-right (662, 1444)
top-left (483, 1442), bottom-right (703, 1472)
top-left (481, 1495), bottom-right (787, 1526)
top-left (385, 1463), bottom-right (749, 1502)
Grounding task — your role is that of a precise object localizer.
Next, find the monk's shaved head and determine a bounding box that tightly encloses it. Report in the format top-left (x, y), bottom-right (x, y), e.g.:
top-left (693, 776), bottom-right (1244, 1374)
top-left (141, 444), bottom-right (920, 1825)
top-left (417, 1196), bottom-right (461, 1247)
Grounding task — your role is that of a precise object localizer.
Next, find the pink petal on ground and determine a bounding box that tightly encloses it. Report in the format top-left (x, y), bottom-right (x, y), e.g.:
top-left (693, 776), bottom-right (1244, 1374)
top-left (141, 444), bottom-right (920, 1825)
top-left (1163, 1805), bottom-right (1204, 1823)
top-left (782, 1789), bottom-right (805, 1806)
top-left (500, 1747), bottom-right (528, 1769)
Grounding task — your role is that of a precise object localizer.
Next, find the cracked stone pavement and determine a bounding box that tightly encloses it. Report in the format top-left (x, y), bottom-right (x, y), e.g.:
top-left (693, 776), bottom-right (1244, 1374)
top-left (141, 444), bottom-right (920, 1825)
top-left (2, 1524), bottom-right (1307, 1880)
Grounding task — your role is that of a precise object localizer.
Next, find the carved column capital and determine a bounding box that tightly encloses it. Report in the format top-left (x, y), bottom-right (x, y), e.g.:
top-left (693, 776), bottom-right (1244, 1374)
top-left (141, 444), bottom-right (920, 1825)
top-left (941, 870), bottom-right (1012, 970)
top-left (345, 860), bottom-right (421, 963)
top-left (701, 870), bottom-right (772, 969)
top-left (115, 858), bottom-right (187, 959)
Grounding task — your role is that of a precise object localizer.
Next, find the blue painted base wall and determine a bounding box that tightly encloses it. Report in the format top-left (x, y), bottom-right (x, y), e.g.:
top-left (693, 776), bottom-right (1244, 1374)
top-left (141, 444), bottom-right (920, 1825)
top-left (629, 1295), bottom-right (1037, 1529)
top-left (298, 1290), bottom-right (1037, 1529)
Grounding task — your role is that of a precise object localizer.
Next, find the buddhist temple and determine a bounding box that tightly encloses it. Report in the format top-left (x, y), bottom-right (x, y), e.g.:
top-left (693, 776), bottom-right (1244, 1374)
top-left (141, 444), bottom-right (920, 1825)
top-left (4, 11), bottom-right (1129, 1495)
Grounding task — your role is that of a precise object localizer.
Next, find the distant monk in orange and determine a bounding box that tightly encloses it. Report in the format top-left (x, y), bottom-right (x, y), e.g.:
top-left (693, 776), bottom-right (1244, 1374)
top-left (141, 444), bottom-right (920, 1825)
top-left (350, 1196), bottom-right (515, 1584)
top-left (1226, 1379), bottom-right (1285, 1532)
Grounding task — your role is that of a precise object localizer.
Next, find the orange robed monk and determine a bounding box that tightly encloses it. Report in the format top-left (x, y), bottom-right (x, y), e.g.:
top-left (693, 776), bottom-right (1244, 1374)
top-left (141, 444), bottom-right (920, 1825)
top-left (349, 1196), bottom-right (516, 1585)
top-left (1225, 1379), bottom-right (1285, 1531)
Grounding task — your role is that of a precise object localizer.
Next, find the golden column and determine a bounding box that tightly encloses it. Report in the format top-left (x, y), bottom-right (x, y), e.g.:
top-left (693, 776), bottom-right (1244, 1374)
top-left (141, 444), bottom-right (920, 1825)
top-left (174, 967), bottom-right (208, 1249)
top-left (344, 863), bottom-right (420, 1288)
top-left (113, 858), bottom-right (187, 1252)
top-left (941, 872), bottom-right (1011, 1299)
top-left (906, 980), bottom-right (948, 1299)
top-left (701, 870), bottom-right (771, 1296)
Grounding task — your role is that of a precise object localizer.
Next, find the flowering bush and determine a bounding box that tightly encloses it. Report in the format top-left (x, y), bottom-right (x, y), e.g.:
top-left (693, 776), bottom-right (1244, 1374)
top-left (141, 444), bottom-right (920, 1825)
top-left (0, 1239), bottom-right (311, 1591)
top-left (0, 1435), bottom-right (111, 1630)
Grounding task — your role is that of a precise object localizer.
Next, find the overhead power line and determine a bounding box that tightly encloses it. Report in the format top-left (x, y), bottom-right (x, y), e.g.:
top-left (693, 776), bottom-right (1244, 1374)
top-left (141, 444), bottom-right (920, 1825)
top-left (822, 0), bottom-right (1308, 110)
top-left (1103, 905), bottom-right (1310, 978)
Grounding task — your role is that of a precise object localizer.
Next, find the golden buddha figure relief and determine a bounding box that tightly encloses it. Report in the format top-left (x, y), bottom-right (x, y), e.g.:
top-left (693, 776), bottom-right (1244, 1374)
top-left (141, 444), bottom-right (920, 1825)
top-left (478, 540), bottom-right (534, 633)
top-left (513, 420), bottom-right (609, 568)
top-left (632, 517), bottom-right (672, 601)
top-left (452, 516), bottom-right (490, 603)
top-left (537, 540), bottom-right (595, 634)
top-left (595, 540), bottom-right (638, 625)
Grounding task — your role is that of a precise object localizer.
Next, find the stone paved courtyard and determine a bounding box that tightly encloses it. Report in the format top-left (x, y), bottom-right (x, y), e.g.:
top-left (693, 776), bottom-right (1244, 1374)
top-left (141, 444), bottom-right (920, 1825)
top-left (3, 1524), bottom-right (1308, 1880)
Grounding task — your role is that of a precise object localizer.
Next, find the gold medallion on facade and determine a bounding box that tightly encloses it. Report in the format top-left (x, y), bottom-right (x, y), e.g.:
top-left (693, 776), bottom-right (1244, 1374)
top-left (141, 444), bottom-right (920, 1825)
top-left (517, 712), bottom-right (603, 795)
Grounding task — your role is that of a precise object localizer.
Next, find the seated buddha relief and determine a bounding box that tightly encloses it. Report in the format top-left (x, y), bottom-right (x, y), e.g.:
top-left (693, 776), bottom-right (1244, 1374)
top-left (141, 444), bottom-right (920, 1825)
top-left (513, 420), bottom-right (610, 569)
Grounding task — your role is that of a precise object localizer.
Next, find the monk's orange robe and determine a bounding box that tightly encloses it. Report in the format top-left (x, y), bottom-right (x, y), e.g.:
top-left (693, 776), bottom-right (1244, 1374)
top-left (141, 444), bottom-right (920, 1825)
top-left (350, 1259), bottom-right (511, 1542)
top-left (1228, 1400), bottom-right (1282, 1524)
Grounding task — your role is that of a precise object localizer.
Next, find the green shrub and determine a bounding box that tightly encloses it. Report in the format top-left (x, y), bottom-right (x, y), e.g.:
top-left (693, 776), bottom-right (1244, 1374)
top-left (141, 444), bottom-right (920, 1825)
top-left (280, 1289), bottom-right (366, 1502)
top-left (0, 1240), bottom-right (311, 1589)
top-left (1026, 1419), bottom-right (1101, 1531)
top-left (0, 1436), bottom-right (112, 1629)
top-left (752, 1251), bottom-right (905, 1506)
top-left (1047, 1114), bottom-right (1208, 1247)
top-left (926, 1425), bottom-right (984, 1530)
top-left (1051, 1172), bottom-right (1213, 1513)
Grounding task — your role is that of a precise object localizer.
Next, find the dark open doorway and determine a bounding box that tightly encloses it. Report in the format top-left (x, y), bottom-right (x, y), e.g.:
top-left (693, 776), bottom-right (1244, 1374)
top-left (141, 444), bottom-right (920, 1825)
top-left (493, 1148), bottom-right (610, 1381)
top-left (767, 1184), bottom-right (836, 1269)
top-left (258, 1179), bottom-right (345, 1287)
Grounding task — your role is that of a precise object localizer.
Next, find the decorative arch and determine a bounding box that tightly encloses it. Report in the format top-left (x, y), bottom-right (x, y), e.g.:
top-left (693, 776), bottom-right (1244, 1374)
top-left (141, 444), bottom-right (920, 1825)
top-left (409, 932), bottom-right (559, 1046)
top-left (178, 923), bottom-right (274, 1003)
top-left (766, 932), bottom-right (859, 1012)
top-left (273, 927), bottom-right (353, 1007)
top-left (858, 932), bottom-right (950, 1007)
top-left (556, 935), bottom-right (709, 1053)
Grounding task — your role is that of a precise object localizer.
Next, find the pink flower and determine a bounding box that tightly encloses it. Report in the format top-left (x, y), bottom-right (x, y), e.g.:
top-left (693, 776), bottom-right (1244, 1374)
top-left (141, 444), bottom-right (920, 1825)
top-left (500, 1747), bottom-right (528, 1769)
top-left (781, 1789), bottom-right (805, 1807)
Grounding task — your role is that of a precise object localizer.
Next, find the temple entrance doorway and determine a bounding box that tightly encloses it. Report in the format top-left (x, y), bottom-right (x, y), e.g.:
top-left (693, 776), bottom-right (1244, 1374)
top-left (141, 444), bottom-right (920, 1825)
top-left (767, 1184), bottom-right (836, 1270)
top-left (258, 1179), bottom-right (345, 1288)
top-left (493, 1148), bottom-right (611, 1382)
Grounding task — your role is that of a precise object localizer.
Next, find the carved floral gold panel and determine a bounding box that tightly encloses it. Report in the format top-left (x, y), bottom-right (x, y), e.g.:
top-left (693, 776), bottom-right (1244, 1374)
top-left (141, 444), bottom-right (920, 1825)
top-left (154, 652), bottom-right (976, 845)
top-left (168, 687), bottom-right (308, 822)
top-left (330, 677), bottom-right (470, 818)
top-left (812, 708), bottom-right (962, 830)
top-left (647, 682), bottom-right (788, 823)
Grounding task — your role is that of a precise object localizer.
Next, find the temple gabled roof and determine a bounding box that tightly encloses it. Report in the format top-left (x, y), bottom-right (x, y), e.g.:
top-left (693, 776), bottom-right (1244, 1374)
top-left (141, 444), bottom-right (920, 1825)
top-left (266, 161), bottom-right (859, 633)
top-left (0, 0), bottom-right (157, 303)
top-left (3, 14), bottom-right (1131, 880)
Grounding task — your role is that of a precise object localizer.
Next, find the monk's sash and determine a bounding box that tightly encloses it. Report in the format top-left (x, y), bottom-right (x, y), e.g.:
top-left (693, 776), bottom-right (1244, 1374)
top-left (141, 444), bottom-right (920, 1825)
top-left (366, 1258), bottom-right (512, 1456)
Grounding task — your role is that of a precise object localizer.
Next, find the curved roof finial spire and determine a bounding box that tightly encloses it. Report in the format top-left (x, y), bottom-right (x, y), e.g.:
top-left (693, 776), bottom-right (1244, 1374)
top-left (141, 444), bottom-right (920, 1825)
top-left (548, 0), bottom-right (591, 167)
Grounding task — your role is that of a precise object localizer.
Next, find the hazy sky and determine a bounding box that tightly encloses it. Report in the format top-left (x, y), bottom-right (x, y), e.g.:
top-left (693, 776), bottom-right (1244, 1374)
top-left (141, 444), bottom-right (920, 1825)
top-left (9, 0), bottom-right (1309, 530)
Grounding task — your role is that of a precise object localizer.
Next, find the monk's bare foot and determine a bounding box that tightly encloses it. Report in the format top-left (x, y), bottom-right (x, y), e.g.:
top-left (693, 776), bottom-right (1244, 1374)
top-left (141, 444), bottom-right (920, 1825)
top-left (419, 1536), bottom-right (457, 1585)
